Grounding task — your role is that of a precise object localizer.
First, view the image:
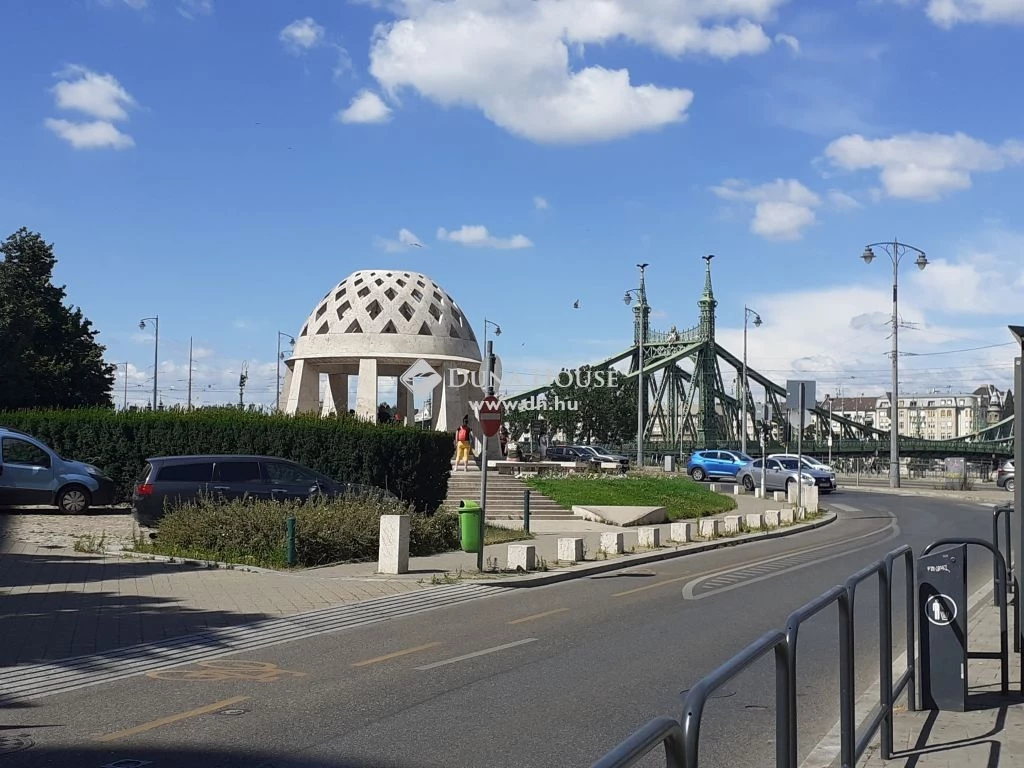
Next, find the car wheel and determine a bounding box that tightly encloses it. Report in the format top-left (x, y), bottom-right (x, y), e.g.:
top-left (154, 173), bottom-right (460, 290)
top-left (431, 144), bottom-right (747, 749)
top-left (742, 475), bottom-right (755, 491)
top-left (57, 485), bottom-right (91, 515)
top-left (690, 467), bottom-right (707, 482)
top-left (1007, 478), bottom-right (1015, 493)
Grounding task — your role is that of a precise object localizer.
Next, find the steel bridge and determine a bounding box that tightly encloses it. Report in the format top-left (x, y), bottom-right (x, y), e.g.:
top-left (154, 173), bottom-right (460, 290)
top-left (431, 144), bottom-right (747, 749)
top-left (504, 258), bottom-right (1014, 460)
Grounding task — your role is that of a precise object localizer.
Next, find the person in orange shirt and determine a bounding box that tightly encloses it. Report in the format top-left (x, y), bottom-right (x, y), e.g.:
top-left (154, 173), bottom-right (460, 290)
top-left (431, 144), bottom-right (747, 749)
top-left (454, 415), bottom-right (474, 471)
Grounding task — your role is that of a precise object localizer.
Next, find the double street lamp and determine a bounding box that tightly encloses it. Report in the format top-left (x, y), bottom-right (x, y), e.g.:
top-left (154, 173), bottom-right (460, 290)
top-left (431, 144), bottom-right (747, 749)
top-left (624, 263), bottom-right (650, 468)
top-left (862, 239), bottom-right (928, 488)
top-left (139, 316), bottom-right (159, 410)
top-left (741, 306), bottom-right (762, 455)
top-left (276, 331), bottom-right (296, 411)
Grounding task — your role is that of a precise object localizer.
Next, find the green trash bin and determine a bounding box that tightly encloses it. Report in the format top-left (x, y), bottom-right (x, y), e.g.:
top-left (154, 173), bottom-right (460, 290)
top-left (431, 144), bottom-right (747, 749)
top-left (459, 499), bottom-right (482, 553)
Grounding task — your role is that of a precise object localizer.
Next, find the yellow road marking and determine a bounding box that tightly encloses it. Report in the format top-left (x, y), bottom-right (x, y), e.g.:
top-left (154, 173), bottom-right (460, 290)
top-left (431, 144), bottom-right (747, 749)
top-left (613, 573), bottom-right (693, 597)
top-left (93, 696), bottom-right (249, 742)
top-left (507, 608), bottom-right (569, 625)
top-left (352, 642), bottom-right (441, 667)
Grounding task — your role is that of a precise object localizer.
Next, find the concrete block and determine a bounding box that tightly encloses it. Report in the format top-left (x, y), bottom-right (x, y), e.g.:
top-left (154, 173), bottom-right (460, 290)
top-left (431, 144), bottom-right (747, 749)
top-left (765, 510), bottom-right (781, 527)
top-left (795, 507), bottom-right (806, 521)
top-left (788, 483), bottom-right (799, 505)
top-left (733, 485), bottom-right (742, 495)
top-left (724, 514), bottom-right (743, 533)
top-left (745, 513), bottom-right (765, 531)
top-left (599, 532), bottom-right (624, 555)
top-left (774, 491), bottom-right (786, 502)
top-left (557, 537), bottom-right (585, 563)
top-left (780, 509), bottom-right (795, 525)
top-left (699, 518), bottom-right (723, 538)
top-left (507, 544), bottom-right (536, 571)
top-left (709, 483), bottom-right (719, 492)
top-left (754, 487), bottom-right (764, 499)
top-left (804, 486), bottom-right (820, 513)
top-left (637, 527), bottom-right (661, 548)
top-left (669, 522), bottom-right (695, 543)
top-left (377, 514), bottom-right (410, 574)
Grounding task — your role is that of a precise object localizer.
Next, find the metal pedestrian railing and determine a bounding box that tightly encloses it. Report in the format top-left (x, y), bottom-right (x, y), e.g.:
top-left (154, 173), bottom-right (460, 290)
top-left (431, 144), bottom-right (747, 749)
top-left (590, 544), bottom-right (945, 768)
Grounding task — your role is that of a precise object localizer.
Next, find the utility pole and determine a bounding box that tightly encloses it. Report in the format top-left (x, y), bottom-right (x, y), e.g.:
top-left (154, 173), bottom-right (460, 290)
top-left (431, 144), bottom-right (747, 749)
top-left (121, 362), bottom-right (129, 409)
top-left (478, 340), bottom-right (495, 573)
top-left (239, 361), bottom-right (249, 410)
top-left (187, 337), bottom-right (194, 409)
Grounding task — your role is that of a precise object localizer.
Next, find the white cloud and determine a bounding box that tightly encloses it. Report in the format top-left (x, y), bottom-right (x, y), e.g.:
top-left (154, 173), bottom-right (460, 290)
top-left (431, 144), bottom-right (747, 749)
top-left (280, 17), bottom-right (325, 53)
top-left (824, 131), bottom-right (1024, 201)
top-left (44, 119), bottom-right (134, 149)
top-left (774, 32), bottom-right (801, 53)
top-left (828, 189), bottom-right (862, 210)
top-left (367, 0), bottom-right (791, 143)
top-left (910, 230), bottom-right (1024, 314)
top-left (337, 91), bottom-right (392, 124)
top-left (178, 0), bottom-right (213, 19)
top-left (533, 196), bottom-right (549, 210)
top-left (437, 225), bottom-right (533, 250)
top-left (711, 178), bottom-right (821, 240)
top-left (375, 228), bottom-right (425, 252)
top-left (925, 0), bottom-right (1024, 27)
top-left (51, 65), bottom-right (135, 120)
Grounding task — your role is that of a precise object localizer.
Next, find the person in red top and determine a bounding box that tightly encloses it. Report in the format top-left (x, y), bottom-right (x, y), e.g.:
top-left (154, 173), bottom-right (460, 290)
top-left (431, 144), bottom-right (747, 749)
top-left (454, 415), bottom-right (473, 471)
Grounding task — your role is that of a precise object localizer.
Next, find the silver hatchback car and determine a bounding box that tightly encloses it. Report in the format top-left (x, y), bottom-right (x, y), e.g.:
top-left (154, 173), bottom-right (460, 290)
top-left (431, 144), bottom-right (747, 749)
top-left (736, 456), bottom-right (835, 494)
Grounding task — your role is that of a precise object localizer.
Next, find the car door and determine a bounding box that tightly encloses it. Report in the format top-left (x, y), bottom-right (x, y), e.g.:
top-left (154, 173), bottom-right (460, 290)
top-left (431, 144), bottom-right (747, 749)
top-left (764, 459), bottom-right (785, 490)
top-left (211, 459), bottom-right (265, 502)
top-left (262, 460), bottom-right (324, 502)
top-left (151, 460), bottom-right (214, 511)
top-left (745, 458), bottom-right (764, 486)
top-left (0, 436), bottom-right (56, 506)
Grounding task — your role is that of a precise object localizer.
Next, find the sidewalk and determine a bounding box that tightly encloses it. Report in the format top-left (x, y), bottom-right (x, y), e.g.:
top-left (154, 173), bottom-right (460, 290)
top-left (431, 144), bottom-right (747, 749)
top-left (860, 593), bottom-right (1024, 767)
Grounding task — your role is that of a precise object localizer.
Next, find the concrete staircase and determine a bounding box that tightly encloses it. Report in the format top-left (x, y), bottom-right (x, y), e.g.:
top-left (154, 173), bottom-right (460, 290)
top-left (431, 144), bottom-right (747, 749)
top-left (443, 466), bottom-right (575, 520)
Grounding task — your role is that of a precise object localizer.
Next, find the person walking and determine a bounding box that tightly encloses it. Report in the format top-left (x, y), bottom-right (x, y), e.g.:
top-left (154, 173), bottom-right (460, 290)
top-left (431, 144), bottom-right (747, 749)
top-left (454, 415), bottom-right (474, 472)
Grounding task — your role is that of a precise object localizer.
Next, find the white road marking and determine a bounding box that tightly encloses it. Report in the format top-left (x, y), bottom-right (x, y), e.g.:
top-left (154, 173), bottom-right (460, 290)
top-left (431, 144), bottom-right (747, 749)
top-left (415, 638), bottom-right (538, 670)
top-left (798, 580), bottom-right (994, 768)
top-left (829, 503), bottom-right (861, 512)
top-left (682, 512), bottom-right (899, 600)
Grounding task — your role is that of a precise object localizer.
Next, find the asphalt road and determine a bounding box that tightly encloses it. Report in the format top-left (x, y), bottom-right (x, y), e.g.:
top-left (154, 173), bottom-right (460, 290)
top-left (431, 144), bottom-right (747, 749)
top-left (0, 491), bottom-right (998, 768)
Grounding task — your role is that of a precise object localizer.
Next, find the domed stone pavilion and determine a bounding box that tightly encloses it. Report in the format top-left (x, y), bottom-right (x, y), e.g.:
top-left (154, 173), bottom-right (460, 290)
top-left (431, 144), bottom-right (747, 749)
top-left (280, 269), bottom-right (501, 442)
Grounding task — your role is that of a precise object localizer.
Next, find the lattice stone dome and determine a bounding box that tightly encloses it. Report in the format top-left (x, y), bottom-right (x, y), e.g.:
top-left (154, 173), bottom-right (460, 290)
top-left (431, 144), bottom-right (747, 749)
top-left (292, 269), bottom-right (480, 364)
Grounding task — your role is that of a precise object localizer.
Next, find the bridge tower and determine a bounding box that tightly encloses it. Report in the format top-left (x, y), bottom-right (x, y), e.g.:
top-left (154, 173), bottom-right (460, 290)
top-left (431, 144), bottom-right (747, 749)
top-left (694, 255), bottom-right (721, 447)
top-left (632, 263), bottom-right (651, 439)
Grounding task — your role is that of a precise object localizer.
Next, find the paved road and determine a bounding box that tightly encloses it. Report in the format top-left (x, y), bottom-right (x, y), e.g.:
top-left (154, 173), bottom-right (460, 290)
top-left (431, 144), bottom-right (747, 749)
top-left (0, 491), bottom-right (998, 767)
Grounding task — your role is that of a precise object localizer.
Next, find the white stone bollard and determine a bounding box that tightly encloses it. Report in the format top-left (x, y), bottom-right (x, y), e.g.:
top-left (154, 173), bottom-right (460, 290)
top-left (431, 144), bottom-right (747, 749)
top-left (774, 491), bottom-right (786, 502)
top-left (795, 507), bottom-right (806, 521)
top-left (765, 510), bottom-right (781, 527)
top-left (709, 483), bottom-right (719, 492)
top-left (558, 537), bottom-right (585, 563)
top-left (599, 532), bottom-right (624, 555)
top-left (733, 484), bottom-right (743, 495)
top-left (638, 527), bottom-right (661, 548)
top-left (670, 522), bottom-right (695, 543)
top-left (754, 487), bottom-right (764, 499)
top-left (780, 509), bottom-right (795, 525)
top-left (804, 486), bottom-right (820, 513)
top-left (724, 514), bottom-right (743, 534)
top-left (699, 518), bottom-right (723, 538)
top-left (378, 514), bottom-right (410, 574)
top-left (745, 513), bottom-right (765, 531)
top-left (507, 544), bottom-right (536, 571)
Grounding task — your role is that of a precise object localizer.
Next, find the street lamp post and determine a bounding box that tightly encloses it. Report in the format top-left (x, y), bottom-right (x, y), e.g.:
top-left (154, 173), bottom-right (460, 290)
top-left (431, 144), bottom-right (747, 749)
top-left (741, 306), bottom-right (762, 455)
top-left (276, 332), bottom-right (295, 412)
top-left (624, 263), bottom-right (649, 469)
top-left (482, 318), bottom-right (501, 391)
top-left (139, 316), bottom-right (159, 410)
top-left (862, 239), bottom-right (928, 488)
top-left (825, 393), bottom-right (834, 469)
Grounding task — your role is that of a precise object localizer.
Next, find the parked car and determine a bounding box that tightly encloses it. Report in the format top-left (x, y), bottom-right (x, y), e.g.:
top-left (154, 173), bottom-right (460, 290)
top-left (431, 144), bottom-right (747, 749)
top-left (544, 445), bottom-right (593, 463)
top-left (769, 453), bottom-right (834, 474)
top-left (737, 456), bottom-right (835, 494)
top-left (0, 427), bottom-right (116, 514)
top-left (996, 460), bottom-right (1014, 492)
top-left (132, 454), bottom-right (395, 526)
top-left (686, 449), bottom-right (753, 481)
top-left (573, 445), bottom-right (630, 471)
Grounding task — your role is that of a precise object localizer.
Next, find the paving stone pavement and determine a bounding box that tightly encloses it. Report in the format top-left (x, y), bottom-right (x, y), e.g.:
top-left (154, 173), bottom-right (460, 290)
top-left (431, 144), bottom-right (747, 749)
top-left (859, 595), bottom-right (1024, 768)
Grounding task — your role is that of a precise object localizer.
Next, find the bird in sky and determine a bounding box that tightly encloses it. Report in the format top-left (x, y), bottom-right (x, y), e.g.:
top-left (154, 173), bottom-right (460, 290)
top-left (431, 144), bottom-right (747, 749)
top-left (411, 242), bottom-right (424, 248)
top-left (573, 299), bottom-right (580, 309)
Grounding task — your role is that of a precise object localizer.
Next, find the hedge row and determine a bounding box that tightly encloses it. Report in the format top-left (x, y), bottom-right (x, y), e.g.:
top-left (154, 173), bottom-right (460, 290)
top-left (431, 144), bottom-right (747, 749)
top-left (136, 494), bottom-right (460, 568)
top-left (0, 408), bottom-right (454, 512)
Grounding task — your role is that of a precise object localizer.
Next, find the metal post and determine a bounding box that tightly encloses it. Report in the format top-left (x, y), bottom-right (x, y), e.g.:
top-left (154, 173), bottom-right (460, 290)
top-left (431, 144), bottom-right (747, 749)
top-left (122, 361), bottom-right (128, 409)
top-left (828, 397), bottom-right (833, 469)
top-left (276, 332), bottom-right (282, 411)
top-left (797, 383), bottom-right (804, 514)
top-left (478, 340), bottom-right (494, 572)
top-left (761, 402), bottom-right (767, 498)
top-left (839, 588), bottom-right (855, 768)
top-left (1014, 348), bottom-right (1023, 658)
top-left (286, 516), bottom-right (296, 566)
top-left (890, 245), bottom-right (900, 489)
top-left (152, 316), bottom-right (159, 410)
top-left (523, 489), bottom-right (531, 532)
top-left (879, 564), bottom-right (894, 758)
top-left (187, 336), bottom-right (193, 409)
top-left (742, 311), bottom-right (748, 456)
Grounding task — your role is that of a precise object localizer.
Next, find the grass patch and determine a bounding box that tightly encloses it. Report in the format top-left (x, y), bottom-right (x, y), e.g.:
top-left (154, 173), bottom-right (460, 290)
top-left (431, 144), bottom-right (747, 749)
top-left (484, 526), bottom-right (534, 545)
top-left (524, 473), bottom-right (736, 520)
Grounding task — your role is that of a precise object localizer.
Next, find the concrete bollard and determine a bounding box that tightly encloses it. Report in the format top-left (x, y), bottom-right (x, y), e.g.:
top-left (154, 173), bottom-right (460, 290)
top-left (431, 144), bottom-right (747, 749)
top-left (599, 532), bottom-right (624, 555)
top-left (754, 487), bottom-right (764, 499)
top-left (378, 514), bottom-right (410, 574)
top-left (774, 491), bottom-right (786, 502)
top-left (780, 509), bottom-right (795, 525)
top-left (558, 537), bottom-right (585, 563)
top-left (709, 483), bottom-right (719, 492)
top-left (699, 518), bottom-right (723, 539)
top-left (507, 544), bottom-right (536, 571)
top-left (765, 510), bottom-right (781, 527)
top-left (724, 514), bottom-right (743, 534)
top-left (804, 486), bottom-right (820, 513)
top-left (733, 485), bottom-right (743, 495)
top-left (795, 507), bottom-right (806, 521)
top-left (638, 527), bottom-right (661, 548)
top-left (670, 522), bottom-right (695, 543)
top-left (745, 513), bottom-right (765, 531)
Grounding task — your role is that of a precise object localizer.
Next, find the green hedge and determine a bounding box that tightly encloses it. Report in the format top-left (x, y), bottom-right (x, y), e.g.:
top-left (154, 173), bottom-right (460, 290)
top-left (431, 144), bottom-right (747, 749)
top-left (0, 408), bottom-right (454, 512)
top-left (135, 494), bottom-right (460, 568)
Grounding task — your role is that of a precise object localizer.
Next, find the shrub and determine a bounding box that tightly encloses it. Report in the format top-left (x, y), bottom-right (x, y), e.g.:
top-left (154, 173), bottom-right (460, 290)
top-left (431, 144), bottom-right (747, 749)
top-left (0, 407), bottom-right (453, 511)
top-left (137, 493), bottom-right (461, 568)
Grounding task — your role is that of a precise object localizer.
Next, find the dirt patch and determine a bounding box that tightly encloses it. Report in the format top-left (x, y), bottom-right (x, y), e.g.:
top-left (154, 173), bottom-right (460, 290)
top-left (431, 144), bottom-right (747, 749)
top-left (0, 507), bottom-right (143, 549)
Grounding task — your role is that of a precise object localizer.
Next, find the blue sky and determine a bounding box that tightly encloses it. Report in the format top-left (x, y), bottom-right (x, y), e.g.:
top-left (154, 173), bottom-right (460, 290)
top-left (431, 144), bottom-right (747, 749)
top-left (1, 0), bottom-right (1022, 409)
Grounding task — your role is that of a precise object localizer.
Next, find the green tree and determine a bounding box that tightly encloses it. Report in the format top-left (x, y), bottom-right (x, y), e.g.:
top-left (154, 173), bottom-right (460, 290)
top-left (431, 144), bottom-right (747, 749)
top-left (0, 228), bottom-right (115, 409)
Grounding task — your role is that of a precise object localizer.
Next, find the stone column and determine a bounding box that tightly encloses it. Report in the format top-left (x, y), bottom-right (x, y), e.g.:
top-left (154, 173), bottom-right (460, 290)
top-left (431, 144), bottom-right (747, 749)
top-left (396, 383), bottom-right (414, 426)
top-left (355, 358), bottom-right (378, 421)
top-left (322, 373), bottom-right (348, 417)
top-left (284, 359), bottom-right (320, 414)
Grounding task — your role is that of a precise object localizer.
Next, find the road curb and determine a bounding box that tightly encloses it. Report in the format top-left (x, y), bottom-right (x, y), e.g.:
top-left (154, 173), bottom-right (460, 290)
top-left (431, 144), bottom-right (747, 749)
top-left (472, 511), bottom-right (838, 588)
top-left (98, 548), bottom-right (278, 574)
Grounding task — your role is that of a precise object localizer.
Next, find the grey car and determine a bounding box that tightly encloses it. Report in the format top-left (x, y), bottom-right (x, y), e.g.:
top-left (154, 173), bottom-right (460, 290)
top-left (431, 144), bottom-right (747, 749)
top-left (736, 457), bottom-right (835, 495)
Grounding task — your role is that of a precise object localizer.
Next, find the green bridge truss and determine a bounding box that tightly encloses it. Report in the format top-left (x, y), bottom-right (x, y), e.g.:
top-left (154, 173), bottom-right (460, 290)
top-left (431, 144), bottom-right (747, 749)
top-left (504, 257), bottom-right (1014, 460)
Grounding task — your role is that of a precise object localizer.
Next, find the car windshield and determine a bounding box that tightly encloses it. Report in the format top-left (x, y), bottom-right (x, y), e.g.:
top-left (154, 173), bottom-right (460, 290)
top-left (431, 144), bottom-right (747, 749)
top-left (778, 458), bottom-right (801, 470)
top-left (733, 452), bottom-right (753, 463)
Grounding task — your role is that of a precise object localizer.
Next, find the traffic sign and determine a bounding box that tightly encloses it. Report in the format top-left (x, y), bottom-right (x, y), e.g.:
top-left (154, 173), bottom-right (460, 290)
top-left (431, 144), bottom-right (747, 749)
top-left (925, 594), bottom-right (957, 626)
top-left (480, 395), bottom-right (502, 437)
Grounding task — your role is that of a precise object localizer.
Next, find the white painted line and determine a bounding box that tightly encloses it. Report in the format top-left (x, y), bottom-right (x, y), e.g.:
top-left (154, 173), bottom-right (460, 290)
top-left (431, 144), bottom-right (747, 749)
top-left (797, 580), bottom-right (994, 768)
top-left (829, 503), bottom-right (861, 512)
top-left (415, 638), bottom-right (538, 670)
